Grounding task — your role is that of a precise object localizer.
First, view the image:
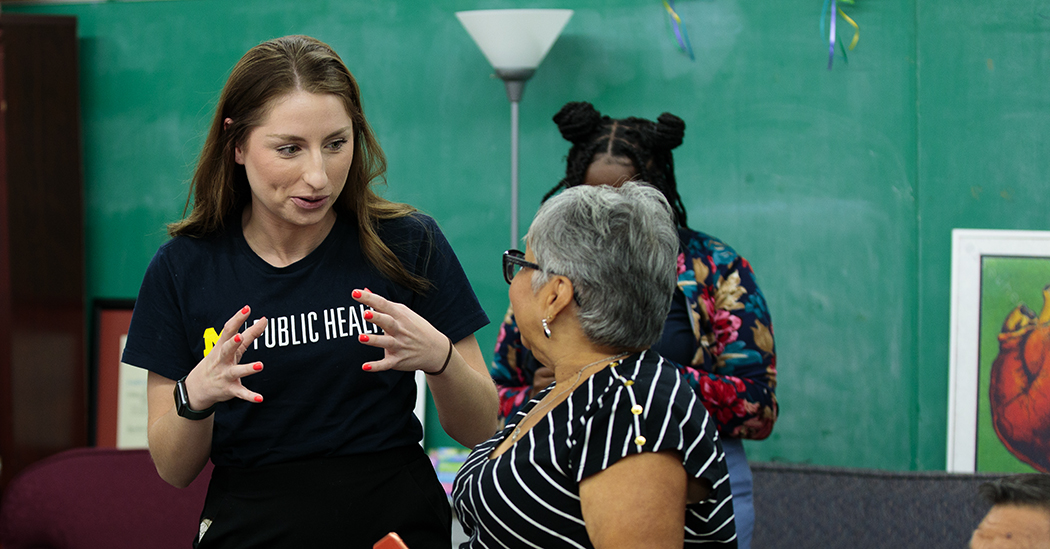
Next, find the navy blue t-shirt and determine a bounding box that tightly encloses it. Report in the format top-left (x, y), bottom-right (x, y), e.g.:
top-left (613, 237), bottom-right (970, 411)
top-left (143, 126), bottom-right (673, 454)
top-left (122, 213), bottom-right (489, 468)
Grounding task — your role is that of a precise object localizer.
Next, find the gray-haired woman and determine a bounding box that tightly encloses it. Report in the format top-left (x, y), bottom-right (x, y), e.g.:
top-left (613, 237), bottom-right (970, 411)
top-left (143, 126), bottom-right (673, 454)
top-left (452, 182), bottom-right (737, 548)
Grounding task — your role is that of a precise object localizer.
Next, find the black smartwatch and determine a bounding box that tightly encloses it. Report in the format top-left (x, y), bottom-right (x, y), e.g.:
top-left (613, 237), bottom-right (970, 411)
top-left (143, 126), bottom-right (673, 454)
top-left (174, 375), bottom-right (216, 420)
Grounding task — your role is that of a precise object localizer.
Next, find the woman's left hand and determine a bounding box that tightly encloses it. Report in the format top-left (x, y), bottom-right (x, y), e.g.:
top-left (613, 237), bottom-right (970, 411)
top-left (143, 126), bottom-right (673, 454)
top-left (353, 288), bottom-right (500, 446)
top-left (352, 288), bottom-right (448, 374)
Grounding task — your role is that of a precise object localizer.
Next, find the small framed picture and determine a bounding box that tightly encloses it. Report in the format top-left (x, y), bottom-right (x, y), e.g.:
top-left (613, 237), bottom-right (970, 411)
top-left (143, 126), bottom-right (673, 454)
top-left (89, 299), bottom-right (147, 449)
top-left (948, 229), bottom-right (1050, 473)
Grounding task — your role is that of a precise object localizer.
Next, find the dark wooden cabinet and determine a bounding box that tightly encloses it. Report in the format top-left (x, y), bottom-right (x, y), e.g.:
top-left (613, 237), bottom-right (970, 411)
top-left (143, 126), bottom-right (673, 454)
top-left (0, 13), bottom-right (86, 490)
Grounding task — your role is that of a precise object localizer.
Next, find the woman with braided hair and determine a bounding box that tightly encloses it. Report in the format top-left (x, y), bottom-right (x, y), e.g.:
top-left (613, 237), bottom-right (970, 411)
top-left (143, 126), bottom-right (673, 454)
top-left (490, 101), bottom-right (778, 548)
top-left (541, 103), bottom-right (690, 227)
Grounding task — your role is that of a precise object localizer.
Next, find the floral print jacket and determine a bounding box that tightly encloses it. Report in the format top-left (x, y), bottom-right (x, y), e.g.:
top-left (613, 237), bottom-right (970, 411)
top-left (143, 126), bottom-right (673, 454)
top-left (490, 228), bottom-right (779, 439)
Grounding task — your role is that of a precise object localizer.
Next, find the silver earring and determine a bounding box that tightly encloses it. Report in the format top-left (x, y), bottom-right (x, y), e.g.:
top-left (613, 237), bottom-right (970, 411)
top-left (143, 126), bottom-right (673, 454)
top-left (542, 318), bottom-right (552, 338)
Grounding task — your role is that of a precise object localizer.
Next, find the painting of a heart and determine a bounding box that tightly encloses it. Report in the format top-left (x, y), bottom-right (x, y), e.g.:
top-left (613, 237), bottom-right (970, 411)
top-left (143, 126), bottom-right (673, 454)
top-left (978, 257), bottom-right (1050, 473)
top-left (989, 286), bottom-right (1050, 473)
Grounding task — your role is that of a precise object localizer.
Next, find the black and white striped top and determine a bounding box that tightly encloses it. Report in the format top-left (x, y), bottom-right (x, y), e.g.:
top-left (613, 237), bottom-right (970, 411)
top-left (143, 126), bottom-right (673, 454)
top-left (453, 351), bottom-right (737, 548)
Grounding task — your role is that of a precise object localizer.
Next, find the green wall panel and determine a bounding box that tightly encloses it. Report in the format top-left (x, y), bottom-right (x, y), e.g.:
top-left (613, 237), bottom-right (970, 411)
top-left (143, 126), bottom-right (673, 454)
top-left (916, 2), bottom-right (1050, 469)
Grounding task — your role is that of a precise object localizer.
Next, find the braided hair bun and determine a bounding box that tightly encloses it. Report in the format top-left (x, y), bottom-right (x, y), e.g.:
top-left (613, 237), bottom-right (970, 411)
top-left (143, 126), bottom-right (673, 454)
top-left (650, 113), bottom-right (686, 151)
top-left (545, 101), bottom-right (690, 228)
top-left (553, 101), bottom-right (604, 144)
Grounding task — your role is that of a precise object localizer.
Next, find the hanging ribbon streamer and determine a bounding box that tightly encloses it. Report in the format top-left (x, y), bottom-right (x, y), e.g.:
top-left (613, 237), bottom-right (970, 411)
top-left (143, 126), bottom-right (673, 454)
top-left (838, 7), bottom-right (860, 51)
top-left (820, 0), bottom-right (860, 70)
top-left (827, 0), bottom-right (837, 69)
top-left (663, 0), bottom-right (695, 60)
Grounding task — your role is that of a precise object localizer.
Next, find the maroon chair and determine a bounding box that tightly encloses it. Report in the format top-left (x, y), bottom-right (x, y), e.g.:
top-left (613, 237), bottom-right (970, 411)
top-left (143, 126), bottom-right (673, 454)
top-left (0, 447), bottom-right (212, 549)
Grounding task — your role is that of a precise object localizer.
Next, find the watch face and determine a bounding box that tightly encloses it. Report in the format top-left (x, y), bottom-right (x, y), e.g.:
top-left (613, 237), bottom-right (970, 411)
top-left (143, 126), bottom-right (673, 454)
top-left (175, 377), bottom-right (214, 420)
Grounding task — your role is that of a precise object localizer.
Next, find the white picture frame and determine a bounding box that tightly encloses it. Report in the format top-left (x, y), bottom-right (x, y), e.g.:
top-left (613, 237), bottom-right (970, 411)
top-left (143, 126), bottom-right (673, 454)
top-left (947, 228), bottom-right (1050, 472)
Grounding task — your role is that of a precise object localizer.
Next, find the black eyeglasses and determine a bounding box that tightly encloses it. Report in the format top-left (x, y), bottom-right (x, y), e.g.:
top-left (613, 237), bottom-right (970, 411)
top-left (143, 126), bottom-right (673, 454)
top-left (503, 249), bottom-right (582, 304)
top-left (502, 249), bottom-right (541, 284)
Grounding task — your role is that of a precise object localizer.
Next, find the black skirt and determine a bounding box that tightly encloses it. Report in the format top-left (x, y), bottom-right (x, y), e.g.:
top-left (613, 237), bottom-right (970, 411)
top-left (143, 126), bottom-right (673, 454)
top-left (194, 445), bottom-right (451, 549)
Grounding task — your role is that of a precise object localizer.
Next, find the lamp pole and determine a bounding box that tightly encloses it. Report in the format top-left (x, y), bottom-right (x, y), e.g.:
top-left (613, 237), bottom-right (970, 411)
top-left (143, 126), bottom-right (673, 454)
top-left (510, 99), bottom-right (519, 249)
top-left (498, 69), bottom-right (533, 249)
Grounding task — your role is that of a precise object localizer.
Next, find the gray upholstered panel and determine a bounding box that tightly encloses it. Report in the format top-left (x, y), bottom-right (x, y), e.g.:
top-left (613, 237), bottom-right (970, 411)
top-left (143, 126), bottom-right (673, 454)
top-left (751, 462), bottom-right (1001, 549)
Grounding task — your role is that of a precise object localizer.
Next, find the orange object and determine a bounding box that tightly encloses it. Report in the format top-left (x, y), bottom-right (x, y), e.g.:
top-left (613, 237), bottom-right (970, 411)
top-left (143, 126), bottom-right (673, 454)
top-left (373, 532), bottom-right (410, 549)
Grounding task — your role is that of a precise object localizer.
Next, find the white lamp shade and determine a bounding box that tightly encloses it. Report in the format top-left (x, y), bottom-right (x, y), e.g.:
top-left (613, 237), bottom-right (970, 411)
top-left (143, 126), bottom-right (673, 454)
top-left (456, 9), bottom-right (573, 71)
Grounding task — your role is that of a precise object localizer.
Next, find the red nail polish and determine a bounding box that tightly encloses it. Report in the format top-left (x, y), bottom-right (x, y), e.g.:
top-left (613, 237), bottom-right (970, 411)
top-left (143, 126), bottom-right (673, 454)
top-left (254, 395), bottom-right (263, 403)
top-left (359, 334), bottom-right (369, 343)
top-left (352, 290), bottom-right (362, 299)
top-left (362, 364), bottom-right (372, 371)
top-left (234, 334), bottom-right (242, 343)
top-left (365, 288), bottom-right (372, 293)
top-left (253, 363), bottom-right (263, 371)
top-left (364, 310), bottom-right (373, 320)
top-left (241, 306), bottom-right (250, 315)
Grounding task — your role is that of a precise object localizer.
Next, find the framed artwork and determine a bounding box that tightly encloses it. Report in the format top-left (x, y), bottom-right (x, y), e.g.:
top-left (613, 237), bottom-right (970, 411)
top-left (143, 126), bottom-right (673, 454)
top-left (948, 229), bottom-right (1050, 473)
top-left (90, 299), bottom-right (148, 449)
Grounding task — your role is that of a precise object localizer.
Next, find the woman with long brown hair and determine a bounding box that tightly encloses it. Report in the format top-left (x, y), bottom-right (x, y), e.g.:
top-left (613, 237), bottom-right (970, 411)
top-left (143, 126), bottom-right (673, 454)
top-left (122, 35), bottom-right (497, 548)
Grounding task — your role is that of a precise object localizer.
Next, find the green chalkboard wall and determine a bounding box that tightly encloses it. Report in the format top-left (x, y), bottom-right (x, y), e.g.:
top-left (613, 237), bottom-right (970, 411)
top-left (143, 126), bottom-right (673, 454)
top-left (7, 0), bottom-right (1049, 470)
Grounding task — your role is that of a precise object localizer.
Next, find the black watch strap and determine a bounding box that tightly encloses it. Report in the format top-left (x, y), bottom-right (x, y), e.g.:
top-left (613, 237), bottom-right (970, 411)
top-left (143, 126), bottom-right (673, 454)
top-left (174, 375), bottom-right (216, 420)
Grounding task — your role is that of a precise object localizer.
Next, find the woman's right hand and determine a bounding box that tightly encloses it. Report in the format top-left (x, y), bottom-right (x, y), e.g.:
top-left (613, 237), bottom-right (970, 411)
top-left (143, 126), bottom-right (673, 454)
top-left (183, 305), bottom-right (269, 409)
top-left (146, 306), bottom-right (268, 488)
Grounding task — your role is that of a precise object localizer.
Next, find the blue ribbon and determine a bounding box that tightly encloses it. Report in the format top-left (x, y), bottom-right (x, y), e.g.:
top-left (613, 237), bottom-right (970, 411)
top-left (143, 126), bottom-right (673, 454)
top-left (663, 1), bottom-right (695, 60)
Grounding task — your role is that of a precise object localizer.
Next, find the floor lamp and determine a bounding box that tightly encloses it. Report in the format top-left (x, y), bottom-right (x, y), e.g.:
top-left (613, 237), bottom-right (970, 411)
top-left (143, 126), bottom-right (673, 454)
top-left (456, 9), bottom-right (573, 249)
